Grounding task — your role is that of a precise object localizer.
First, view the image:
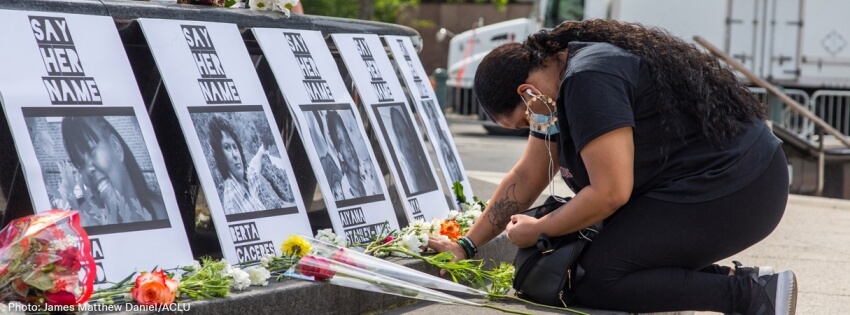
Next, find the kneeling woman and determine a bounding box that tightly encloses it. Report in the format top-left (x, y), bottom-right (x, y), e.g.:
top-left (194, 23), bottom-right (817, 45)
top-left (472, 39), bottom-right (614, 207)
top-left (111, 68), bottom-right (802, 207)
top-left (429, 20), bottom-right (795, 314)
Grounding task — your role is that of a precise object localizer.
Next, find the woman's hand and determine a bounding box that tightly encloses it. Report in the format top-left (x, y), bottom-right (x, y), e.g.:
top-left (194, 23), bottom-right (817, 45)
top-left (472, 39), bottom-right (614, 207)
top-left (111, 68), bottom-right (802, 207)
top-left (427, 237), bottom-right (466, 276)
top-left (505, 215), bottom-right (541, 248)
top-left (427, 237), bottom-right (467, 261)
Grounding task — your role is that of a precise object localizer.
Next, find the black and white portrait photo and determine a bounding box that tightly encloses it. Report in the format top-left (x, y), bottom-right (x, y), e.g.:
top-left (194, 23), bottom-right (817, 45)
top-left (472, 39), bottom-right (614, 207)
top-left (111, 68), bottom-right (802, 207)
top-left (374, 104), bottom-right (438, 196)
top-left (302, 106), bottom-right (384, 207)
top-left (25, 109), bottom-right (171, 235)
top-left (421, 100), bottom-right (464, 183)
top-left (190, 109), bottom-right (297, 221)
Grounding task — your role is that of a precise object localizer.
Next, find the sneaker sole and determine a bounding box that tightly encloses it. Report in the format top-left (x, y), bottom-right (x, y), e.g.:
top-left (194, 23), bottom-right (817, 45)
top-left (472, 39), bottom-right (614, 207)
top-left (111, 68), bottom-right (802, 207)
top-left (775, 270), bottom-right (798, 315)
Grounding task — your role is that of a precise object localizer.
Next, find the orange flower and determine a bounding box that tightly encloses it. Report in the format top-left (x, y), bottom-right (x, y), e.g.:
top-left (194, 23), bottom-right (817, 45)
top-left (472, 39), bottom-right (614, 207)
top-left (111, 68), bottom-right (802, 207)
top-left (440, 218), bottom-right (462, 242)
top-left (131, 270), bottom-right (178, 305)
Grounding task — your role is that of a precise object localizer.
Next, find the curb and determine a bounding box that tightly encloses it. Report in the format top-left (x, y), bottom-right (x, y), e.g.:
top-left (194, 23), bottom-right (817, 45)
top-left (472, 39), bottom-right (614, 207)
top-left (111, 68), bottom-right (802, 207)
top-left (787, 194), bottom-right (850, 210)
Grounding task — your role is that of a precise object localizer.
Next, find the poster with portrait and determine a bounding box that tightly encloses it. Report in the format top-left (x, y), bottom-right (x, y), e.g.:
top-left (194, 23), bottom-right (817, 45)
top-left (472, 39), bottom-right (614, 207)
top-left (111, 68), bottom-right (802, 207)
top-left (384, 36), bottom-right (474, 207)
top-left (0, 10), bottom-right (192, 286)
top-left (137, 19), bottom-right (312, 264)
top-left (251, 28), bottom-right (400, 241)
top-left (331, 33), bottom-right (451, 223)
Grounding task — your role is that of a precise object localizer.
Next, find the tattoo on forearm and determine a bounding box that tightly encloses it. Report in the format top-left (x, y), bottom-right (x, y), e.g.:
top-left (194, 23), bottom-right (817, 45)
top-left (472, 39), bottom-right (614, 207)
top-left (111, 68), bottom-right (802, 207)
top-left (487, 184), bottom-right (528, 235)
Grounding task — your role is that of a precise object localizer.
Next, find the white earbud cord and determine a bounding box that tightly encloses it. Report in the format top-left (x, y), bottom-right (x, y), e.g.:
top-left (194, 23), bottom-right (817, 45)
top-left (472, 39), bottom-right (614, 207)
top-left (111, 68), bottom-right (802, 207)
top-left (541, 102), bottom-right (568, 204)
top-left (526, 94), bottom-right (567, 204)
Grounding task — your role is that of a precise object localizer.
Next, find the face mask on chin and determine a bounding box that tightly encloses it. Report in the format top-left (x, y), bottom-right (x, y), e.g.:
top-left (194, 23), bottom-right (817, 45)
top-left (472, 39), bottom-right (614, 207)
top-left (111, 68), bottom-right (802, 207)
top-left (529, 112), bottom-right (559, 135)
top-left (523, 89), bottom-right (559, 136)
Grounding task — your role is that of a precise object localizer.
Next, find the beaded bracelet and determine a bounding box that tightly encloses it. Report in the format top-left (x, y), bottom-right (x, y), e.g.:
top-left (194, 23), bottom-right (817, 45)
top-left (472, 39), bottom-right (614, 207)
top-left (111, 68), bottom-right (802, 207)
top-left (457, 236), bottom-right (478, 259)
top-left (456, 238), bottom-right (474, 259)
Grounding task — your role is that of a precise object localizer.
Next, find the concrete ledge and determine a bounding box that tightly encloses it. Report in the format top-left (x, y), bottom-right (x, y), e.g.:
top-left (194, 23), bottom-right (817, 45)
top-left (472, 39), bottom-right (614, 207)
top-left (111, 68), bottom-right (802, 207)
top-left (116, 235), bottom-right (691, 315)
top-left (111, 235), bottom-right (515, 315)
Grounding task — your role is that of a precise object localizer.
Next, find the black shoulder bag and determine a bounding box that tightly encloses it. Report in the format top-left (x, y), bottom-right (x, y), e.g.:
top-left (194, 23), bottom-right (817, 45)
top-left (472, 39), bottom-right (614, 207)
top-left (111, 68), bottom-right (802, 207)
top-left (511, 196), bottom-right (602, 307)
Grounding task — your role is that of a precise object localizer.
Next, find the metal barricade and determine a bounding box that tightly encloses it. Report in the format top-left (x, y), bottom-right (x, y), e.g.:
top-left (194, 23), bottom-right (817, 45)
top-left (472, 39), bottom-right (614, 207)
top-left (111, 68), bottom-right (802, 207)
top-left (812, 90), bottom-right (850, 136)
top-left (749, 87), bottom-right (813, 140)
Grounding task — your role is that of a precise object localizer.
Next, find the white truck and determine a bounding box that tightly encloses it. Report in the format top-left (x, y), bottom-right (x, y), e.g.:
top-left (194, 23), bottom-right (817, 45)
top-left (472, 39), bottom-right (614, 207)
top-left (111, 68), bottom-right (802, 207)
top-left (444, 0), bottom-right (850, 136)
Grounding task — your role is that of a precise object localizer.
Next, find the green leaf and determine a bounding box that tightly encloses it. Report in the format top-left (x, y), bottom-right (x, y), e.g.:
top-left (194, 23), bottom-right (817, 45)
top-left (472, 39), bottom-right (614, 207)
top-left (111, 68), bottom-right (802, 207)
top-left (224, 0), bottom-right (237, 7)
top-left (24, 271), bottom-right (56, 291)
top-left (452, 181), bottom-right (467, 205)
top-left (110, 271), bottom-right (137, 290)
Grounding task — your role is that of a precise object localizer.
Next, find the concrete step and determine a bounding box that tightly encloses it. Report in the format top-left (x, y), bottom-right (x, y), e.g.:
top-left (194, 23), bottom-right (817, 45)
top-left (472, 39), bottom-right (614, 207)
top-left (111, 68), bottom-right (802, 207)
top-left (110, 234), bottom-right (692, 315)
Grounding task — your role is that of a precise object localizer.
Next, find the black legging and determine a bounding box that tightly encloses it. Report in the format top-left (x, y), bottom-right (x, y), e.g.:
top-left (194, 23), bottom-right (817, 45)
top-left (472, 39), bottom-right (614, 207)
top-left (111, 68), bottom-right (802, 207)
top-left (574, 147), bottom-right (789, 313)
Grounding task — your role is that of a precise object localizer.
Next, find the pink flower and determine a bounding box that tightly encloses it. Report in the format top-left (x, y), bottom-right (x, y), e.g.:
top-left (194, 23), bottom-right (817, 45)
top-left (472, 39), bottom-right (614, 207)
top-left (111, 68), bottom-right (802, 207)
top-left (382, 236), bottom-right (394, 244)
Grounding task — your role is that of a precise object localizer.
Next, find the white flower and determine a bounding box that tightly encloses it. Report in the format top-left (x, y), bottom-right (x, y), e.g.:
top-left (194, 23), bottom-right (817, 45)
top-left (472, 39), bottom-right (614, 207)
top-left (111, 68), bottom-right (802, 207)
top-left (245, 266), bottom-right (271, 286)
top-left (473, 214), bottom-right (482, 224)
top-left (272, 0), bottom-right (299, 17)
top-left (464, 209), bottom-right (482, 223)
top-left (195, 213), bottom-right (209, 226)
top-left (470, 202), bottom-right (483, 212)
top-left (428, 218), bottom-right (443, 238)
top-left (227, 266), bottom-right (252, 290)
top-left (460, 203), bottom-right (470, 211)
top-left (316, 228), bottom-right (335, 241)
top-left (249, 0), bottom-right (271, 10)
top-left (447, 210), bottom-right (460, 219)
top-left (410, 219), bottom-right (430, 232)
top-left (260, 254), bottom-right (275, 268)
top-left (400, 233), bottom-right (423, 253)
top-left (316, 228), bottom-right (348, 247)
top-left (334, 235), bottom-right (348, 247)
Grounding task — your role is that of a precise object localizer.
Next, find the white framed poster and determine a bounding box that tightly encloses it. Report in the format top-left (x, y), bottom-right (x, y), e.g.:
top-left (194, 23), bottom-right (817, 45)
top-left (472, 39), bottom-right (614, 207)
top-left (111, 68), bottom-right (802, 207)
top-left (137, 19), bottom-right (313, 264)
top-left (384, 36), bottom-right (474, 204)
top-left (0, 10), bottom-right (192, 285)
top-left (330, 34), bottom-right (451, 222)
top-left (250, 29), bottom-right (400, 242)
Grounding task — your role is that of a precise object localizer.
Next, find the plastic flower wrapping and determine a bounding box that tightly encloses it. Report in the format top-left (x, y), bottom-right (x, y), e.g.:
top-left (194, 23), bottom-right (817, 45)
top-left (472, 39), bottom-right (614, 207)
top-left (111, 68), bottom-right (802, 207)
top-left (286, 250), bottom-right (481, 307)
top-left (0, 210), bottom-right (96, 306)
top-left (302, 236), bottom-right (487, 296)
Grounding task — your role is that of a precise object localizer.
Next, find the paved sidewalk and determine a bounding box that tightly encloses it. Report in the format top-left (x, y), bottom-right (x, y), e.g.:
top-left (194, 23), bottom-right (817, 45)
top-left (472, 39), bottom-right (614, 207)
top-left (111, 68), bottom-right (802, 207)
top-left (387, 123), bottom-right (850, 314)
top-left (380, 179), bottom-right (850, 314)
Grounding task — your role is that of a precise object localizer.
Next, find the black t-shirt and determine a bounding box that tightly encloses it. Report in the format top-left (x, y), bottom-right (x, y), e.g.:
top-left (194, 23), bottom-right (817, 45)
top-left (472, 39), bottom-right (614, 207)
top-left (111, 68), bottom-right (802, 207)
top-left (531, 42), bottom-right (781, 203)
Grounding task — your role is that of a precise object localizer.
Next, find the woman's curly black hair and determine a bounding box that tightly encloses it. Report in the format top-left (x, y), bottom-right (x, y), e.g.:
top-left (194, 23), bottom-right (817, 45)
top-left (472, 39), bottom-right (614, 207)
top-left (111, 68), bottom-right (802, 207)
top-left (474, 19), bottom-right (765, 147)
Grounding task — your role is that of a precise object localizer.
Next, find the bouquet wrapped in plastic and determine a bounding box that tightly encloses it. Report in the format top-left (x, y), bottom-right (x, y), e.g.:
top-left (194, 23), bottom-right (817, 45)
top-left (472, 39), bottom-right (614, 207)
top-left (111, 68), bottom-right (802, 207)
top-left (303, 236), bottom-right (487, 295)
top-left (0, 210), bottom-right (96, 306)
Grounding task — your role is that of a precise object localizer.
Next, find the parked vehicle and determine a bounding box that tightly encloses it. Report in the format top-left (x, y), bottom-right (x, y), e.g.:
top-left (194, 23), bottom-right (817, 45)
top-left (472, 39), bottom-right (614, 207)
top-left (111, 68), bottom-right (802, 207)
top-left (444, 0), bottom-right (850, 135)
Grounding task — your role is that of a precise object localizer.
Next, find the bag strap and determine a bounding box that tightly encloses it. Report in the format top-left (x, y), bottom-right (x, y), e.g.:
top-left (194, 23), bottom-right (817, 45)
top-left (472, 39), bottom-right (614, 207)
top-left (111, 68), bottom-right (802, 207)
top-left (536, 233), bottom-right (555, 254)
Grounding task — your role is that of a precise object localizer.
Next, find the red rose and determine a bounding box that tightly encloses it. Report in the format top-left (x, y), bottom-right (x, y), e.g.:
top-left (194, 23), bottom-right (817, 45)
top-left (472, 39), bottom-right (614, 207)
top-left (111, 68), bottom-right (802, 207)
top-left (45, 290), bottom-right (77, 306)
top-left (332, 249), bottom-right (358, 268)
top-left (299, 256), bottom-right (335, 281)
top-left (55, 247), bottom-right (82, 272)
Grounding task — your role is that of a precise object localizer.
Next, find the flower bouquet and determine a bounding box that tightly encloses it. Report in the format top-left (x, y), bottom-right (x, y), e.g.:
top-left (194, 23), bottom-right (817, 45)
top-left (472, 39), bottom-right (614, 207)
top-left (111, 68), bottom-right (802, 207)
top-left (303, 236), bottom-right (487, 296)
top-left (278, 235), bottom-right (544, 314)
top-left (0, 210), bottom-right (96, 307)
